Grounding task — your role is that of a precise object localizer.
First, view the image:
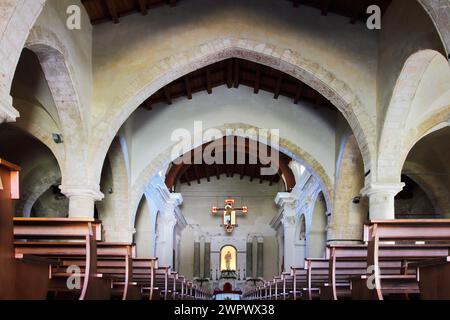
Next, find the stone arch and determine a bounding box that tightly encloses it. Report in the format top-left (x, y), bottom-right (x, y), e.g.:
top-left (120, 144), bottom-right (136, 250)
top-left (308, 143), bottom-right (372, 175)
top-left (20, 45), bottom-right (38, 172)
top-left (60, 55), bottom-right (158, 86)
top-left (378, 49), bottom-right (449, 182)
top-left (0, 0), bottom-right (46, 122)
top-left (91, 38), bottom-right (376, 187)
top-left (96, 137), bottom-right (131, 242)
top-left (306, 190), bottom-right (327, 258)
top-left (401, 161), bottom-right (447, 214)
top-left (15, 161), bottom-right (62, 217)
top-left (417, 0), bottom-right (450, 58)
top-left (11, 98), bottom-right (65, 170)
top-left (129, 123), bottom-right (334, 221)
top-left (24, 26), bottom-right (89, 186)
top-left (329, 134), bottom-right (367, 241)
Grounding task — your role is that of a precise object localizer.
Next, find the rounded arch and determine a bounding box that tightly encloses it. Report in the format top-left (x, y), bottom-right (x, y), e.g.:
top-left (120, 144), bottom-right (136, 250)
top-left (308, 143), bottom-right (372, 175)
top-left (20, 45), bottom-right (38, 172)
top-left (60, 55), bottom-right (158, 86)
top-left (417, 0), bottom-right (450, 58)
top-left (91, 39), bottom-right (376, 187)
top-left (25, 26), bottom-right (87, 135)
top-left (15, 161), bottom-right (62, 217)
top-left (0, 0), bottom-right (46, 122)
top-left (129, 123), bottom-right (334, 221)
top-left (307, 191), bottom-right (328, 259)
top-left (378, 49), bottom-right (450, 182)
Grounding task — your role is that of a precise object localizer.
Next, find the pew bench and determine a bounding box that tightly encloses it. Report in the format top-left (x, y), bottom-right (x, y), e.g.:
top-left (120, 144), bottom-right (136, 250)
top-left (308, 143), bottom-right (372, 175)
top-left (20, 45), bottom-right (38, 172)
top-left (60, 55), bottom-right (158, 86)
top-left (13, 217), bottom-right (111, 300)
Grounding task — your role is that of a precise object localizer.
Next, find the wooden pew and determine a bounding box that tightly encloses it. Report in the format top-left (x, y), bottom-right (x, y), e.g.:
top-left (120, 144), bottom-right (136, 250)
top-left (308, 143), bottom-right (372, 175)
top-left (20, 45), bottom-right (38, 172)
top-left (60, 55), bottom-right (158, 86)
top-left (321, 244), bottom-right (405, 300)
top-left (353, 219), bottom-right (450, 300)
top-left (14, 217), bottom-right (111, 300)
top-left (58, 243), bottom-right (142, 300)
top-left (0, 159), bottom-right (50, 300)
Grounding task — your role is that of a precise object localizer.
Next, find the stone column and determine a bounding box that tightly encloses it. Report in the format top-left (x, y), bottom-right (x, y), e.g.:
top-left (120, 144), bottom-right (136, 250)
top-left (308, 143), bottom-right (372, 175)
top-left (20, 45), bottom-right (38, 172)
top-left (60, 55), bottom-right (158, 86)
top-left (274, 192), bottom-right (302, 271)
top-left (256, 236), bottom-right (264, 278)
top-left (361, 183), bottom-right (404, 220)
top-left (246, 236), bottom-right (253, 278)
top-left (203, 242), bottom-right (211, 279)
top-left (193, 242), bottom-right (201, 278)
top-left (154, 193), bottom-right (185, 268)
top-left (60, 185), bottom-right (104, 218)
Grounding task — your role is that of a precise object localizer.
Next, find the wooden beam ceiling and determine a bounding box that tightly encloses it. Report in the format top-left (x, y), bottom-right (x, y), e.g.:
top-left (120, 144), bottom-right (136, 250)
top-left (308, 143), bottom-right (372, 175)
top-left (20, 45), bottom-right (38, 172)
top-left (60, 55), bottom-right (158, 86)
top-left (82, 0), bottom-right (392, 25)
top-left (165, 137), bottom-right (296, 192)
top-left (139, 58), bottom-right (337, 113)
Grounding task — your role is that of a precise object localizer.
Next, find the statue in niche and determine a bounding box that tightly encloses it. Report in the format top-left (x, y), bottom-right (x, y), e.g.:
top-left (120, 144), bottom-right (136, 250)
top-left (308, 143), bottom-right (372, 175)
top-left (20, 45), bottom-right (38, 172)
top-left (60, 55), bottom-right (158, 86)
top-left (225, 250), bottom-right (232, 271)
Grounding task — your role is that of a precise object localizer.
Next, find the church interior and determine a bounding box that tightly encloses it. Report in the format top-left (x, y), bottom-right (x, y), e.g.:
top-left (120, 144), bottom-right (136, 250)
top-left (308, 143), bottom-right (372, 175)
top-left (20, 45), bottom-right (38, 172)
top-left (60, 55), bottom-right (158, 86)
top-left (0, 0), bottom-right (450, 301)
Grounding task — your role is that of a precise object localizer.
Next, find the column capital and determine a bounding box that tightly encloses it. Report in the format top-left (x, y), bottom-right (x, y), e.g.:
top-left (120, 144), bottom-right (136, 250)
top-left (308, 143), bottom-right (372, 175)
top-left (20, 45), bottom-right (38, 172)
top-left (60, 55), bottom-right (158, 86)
top-left (59, 185), bottom-right (104, 201)
top-left (361, 182), bottom-right (405, 197)
top-left (0, 93), bottom-right (19, 123)
top-left (256, 236), bottom-right (264, 243)
top-left (275, 192), bottom-right (299, 210)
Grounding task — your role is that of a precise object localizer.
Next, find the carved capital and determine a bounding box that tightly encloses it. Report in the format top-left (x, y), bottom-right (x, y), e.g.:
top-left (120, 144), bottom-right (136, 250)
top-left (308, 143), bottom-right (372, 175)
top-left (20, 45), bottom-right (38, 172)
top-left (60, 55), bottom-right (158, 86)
top-left (59, 184), bottom-right (104, 201)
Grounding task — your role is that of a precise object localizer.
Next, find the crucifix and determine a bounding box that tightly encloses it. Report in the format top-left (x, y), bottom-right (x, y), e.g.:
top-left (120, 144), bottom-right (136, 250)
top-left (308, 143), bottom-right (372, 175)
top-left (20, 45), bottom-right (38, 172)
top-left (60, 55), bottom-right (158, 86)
top-left (211, 199), bottom-right (248, 233)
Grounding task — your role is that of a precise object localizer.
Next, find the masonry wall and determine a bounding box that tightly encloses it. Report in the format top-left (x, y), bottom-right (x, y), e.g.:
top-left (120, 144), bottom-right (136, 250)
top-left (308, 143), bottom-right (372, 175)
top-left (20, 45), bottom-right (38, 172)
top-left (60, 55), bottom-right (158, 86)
top-left (128, 86), bottom-right (338, 186)
top-left (91, 0), bottom-right (378, 124)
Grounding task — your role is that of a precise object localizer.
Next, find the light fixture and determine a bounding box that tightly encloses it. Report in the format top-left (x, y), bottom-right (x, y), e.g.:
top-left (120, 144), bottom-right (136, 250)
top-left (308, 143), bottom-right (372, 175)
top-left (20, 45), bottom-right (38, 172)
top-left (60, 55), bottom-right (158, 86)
top-left (52, 133), bottom-right (63, 144)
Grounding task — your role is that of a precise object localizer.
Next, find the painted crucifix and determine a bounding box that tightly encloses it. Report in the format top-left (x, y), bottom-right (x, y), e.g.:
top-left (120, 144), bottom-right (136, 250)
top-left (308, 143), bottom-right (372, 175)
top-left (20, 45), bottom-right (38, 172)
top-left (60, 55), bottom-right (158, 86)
top-left (211, 199), bottom-right (248, 233)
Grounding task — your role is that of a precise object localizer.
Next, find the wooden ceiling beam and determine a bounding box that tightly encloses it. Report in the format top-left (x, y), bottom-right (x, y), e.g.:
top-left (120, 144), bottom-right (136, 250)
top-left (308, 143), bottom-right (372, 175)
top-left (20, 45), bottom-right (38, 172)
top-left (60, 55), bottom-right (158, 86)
top-left (293, 0), bottom-right (301, 8)
top-left (350, 1), bottom-right (365, 24)
top-left (138, 0), bottom-right (148, 15)
top-left (105, 0), bottom-right (120, 24)
top-left (254, 65), bottom-right (261, 94)
top-left (215, 163), bottom-right (220, 180)
top-left (321, 0), bottom-right (331, 16)
top-left (182, 172), bottom-right (191, 186)
top-left (143, 99), bottom-right (152, 111)
top-left (233, 59), bottom-right (240, 88)
top-left (274, 75), bottom-right (283, 99)
top-left (184, 76), bottom-right (192, 100)
top-left (294, 83), bottom-right (304, 104)
top-left (193, 165), bottom-right (201, 184)
top-left (227, 59), bottom-right (233, 88)
top-left (206, 67), bottom-right (212, 94)
top-left (240, 164), bottom-right (245, 180)
top-left (163, 86), bottom-right (172, 105)
top-left (204, 165), bottom-right (211, 182)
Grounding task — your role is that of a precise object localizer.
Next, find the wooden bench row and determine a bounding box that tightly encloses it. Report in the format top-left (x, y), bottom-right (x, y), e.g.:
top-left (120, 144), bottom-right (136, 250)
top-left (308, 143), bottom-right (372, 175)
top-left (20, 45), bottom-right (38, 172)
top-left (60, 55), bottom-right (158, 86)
top-left (243, 219), bottom-right (450, 300)
top-left (6, 217), bottom-right (211, 300)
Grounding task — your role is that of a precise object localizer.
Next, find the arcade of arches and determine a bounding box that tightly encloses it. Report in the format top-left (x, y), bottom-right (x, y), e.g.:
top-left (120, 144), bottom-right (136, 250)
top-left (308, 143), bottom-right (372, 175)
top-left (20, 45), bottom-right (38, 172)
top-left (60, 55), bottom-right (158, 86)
top-left (0, 0), bottom-right (449, 299)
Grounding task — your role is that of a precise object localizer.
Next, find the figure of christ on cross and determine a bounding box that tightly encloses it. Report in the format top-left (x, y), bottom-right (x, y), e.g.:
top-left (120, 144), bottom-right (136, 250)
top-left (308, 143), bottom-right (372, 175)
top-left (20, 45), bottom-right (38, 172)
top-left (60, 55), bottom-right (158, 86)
top-left (211, 199), bottom-right (248, 233)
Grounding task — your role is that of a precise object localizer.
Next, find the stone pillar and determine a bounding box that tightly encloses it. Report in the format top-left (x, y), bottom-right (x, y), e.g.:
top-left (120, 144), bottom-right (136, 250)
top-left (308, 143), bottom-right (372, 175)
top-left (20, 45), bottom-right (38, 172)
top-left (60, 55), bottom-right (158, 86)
top-left (193, 242), bottom-right (201, 278)
top-left (60, 185), bottom-right (104, 218)
top-left (246, 236), bottom-right (253, 278)
top-left (361, 183), bottom-right (404, 220)
top-left (203, 242), bottom-right (211, 279)
top-left (273, 192), bottom-right (303, 271)
top-left (256, 236), bottom-right (264, 278)
top-left (154, 193), bottom-right (185, 268)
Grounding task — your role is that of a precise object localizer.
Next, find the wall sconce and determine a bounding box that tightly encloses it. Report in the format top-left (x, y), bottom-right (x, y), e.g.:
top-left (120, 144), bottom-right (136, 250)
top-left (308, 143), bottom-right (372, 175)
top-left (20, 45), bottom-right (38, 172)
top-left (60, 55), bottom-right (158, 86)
top-left (352, 196), bottom-right (361, 204)
top-left (52, 133), bottom-right (63, 144)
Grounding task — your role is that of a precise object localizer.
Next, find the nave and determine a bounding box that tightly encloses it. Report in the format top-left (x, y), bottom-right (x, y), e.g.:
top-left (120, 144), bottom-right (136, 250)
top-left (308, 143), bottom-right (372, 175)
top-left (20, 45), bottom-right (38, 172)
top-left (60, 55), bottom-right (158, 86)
top-left (1, 0), bottom-right (450, 302)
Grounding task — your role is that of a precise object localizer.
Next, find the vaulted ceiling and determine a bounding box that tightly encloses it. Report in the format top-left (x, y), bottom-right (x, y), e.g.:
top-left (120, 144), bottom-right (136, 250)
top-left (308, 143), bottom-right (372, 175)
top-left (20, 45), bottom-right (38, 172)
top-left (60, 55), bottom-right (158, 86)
top-left (165, 137), bottom-right (296, 192)
top-left (81, 0), bottom-right (392, 25)
top-left (139, 58), bottom-right (337, 112)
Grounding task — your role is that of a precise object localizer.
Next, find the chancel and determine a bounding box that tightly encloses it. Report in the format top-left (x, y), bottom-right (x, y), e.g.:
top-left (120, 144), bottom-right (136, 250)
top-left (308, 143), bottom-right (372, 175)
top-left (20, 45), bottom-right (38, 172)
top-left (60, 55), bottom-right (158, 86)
top-left (212, 199), bottom-right (248, 233)
top-left (1, 0), bottom-right (450, 303)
